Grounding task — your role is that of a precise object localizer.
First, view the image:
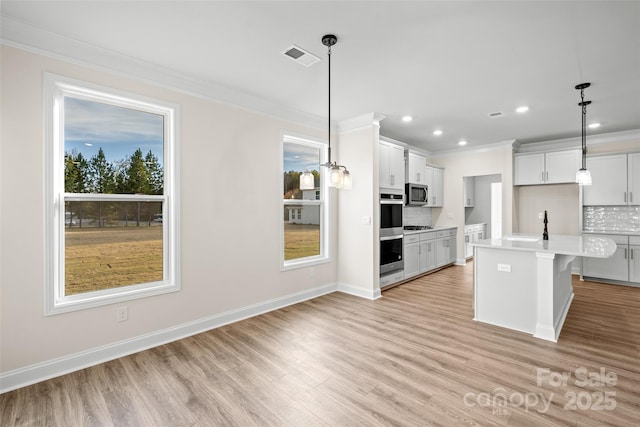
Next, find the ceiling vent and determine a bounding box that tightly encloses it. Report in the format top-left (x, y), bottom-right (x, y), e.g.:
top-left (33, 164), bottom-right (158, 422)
top-left (282, 45), bottom-right (321, 67)
top-left (488, 111), bottom-right (504, 118)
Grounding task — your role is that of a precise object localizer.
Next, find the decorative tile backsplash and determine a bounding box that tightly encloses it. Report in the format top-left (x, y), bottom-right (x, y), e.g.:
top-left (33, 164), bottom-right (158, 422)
top-left (583, 206), bottom-right (640, 233)
top-left (404, 206), bottom-right (432, 226)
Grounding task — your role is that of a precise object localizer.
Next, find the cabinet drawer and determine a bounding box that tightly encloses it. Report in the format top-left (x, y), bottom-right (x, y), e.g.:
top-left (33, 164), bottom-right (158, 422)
top-left (437, 229), bottom-right (456, 238)
top-left (420, 231), bottom-right (437, 241)
top-left (380, 270), bottom-right (404, 287)
top-left (630, 236), bottom-right (640, 245)
top-left (404, 234), bottom-right (420, 244)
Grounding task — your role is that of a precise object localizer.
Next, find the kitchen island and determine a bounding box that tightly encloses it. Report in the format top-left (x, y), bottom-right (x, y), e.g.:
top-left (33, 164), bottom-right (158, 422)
top-left (472, 234), bottom-right (616, 342)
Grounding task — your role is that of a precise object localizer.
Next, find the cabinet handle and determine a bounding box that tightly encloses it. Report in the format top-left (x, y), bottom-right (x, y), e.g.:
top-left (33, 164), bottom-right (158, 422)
top-left (465, 235), bottom-right (469, 242)
top-left (417, 172), bottom-right (421, 182)
top-left (624, 192), bottom-right (627, 203)
top-left (428, 243), bottom-right (431, 252)
top-left (541, 171), bottom-right (544, 182)
top-left (631, 192), bottom-right (633, 203)
top-left (390, 175), bottom-right (394, 185)
top-left (467, 198), bottom-right (470, 205)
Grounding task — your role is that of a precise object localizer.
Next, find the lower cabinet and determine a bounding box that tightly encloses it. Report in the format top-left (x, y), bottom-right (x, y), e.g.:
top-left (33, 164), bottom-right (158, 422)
top-left (582, 234), bottom-right (640, 286)
top-left (436, 229), bottom-right (457, 267)
top-left (403, 228), bottom-right (456, 280)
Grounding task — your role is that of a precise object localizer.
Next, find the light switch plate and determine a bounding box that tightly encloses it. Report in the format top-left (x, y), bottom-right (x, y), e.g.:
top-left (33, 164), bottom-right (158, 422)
top-left (497, 264), bottom-right (511, 272)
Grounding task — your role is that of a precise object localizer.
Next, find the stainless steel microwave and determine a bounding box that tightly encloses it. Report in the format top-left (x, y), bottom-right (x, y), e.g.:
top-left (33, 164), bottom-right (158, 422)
top-left (405, 183), bottom-right (428, 206)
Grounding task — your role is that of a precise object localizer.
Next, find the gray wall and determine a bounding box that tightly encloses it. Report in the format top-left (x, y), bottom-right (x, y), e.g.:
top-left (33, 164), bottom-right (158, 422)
top-left (465, 174), bottom-right (501, 237)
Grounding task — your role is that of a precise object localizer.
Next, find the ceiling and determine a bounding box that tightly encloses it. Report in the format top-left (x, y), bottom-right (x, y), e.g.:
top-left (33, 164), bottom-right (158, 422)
top-left (2, 1), bottom-right (639, 152)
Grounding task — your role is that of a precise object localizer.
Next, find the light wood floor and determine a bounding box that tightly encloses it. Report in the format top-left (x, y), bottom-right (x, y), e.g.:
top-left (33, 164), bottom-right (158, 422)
top-left (2, 262), bottom-right (639, 426)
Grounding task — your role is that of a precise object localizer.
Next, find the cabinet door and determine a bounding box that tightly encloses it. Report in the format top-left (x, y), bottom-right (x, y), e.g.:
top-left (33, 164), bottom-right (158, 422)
top-left (424, 240), bottom-right (437, 271)
top-left (583, 245), bottom-right (629, 282)
top-left (583, 155), bottom-right (628, 205)
top-left (436, 238), bottom-right (448, 267)
top-left (514, 153), bottom-right (544, 185)
top-left (447, 236), bottom-right (457, 264)
top-left (379, 142), bottom-right (391, 188)
top-left (403, 242), bottom-right (420, 279)
top-left (628, 153), bottom-right (640, 205)
top-left (630, 246), bottom-right (640, 285)
top-left (545, 149), bottom-right (581, 184)
top-left (464, 233), bottom-right (473, 258)
top-left (432, 168), bottom-right (444, 207)
top-left (407, 153), bottom-right (426, 184)
top-left (463, 176), bottom-right (475, 207)
top-left (389, 143), bottom-right (405, 190)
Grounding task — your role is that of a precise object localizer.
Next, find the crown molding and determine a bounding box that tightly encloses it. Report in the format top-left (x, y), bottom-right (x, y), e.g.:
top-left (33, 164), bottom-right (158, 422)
top-left (513, 129), bottom-right (640, 154)
top-left (379, 135), bottom-right (408, 147)
top-left (337, 112), bottom-right (386, 133)
top-left (429, 140), bottom-right (515, 158)
top-left (0, 15), bottom-right (325, 131)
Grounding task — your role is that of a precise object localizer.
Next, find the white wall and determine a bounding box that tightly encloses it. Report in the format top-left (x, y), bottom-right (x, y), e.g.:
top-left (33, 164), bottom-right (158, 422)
top-left (0, 47), bottom-right (338, 378)
top-left (336, 116), bottom-right (381, 299)
top-left (429, 143), bottom-right (514, 262)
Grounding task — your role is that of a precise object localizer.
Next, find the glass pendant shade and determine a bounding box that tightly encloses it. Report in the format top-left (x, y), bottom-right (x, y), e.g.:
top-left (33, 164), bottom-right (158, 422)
top-left (300, 171), bottom-right (314, 190)
top-left (341, 170), bottom-right (352, 190)
top-left (576, 168), bottom-right (592, 186)
top-left (329, 165), bottom-right (344, 188)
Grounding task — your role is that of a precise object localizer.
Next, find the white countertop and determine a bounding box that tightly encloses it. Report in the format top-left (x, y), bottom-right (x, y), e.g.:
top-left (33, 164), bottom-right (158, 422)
top-left (471, 234), bottom-right (617, 258)
top-left (403, 225), bottom-right (456, 235)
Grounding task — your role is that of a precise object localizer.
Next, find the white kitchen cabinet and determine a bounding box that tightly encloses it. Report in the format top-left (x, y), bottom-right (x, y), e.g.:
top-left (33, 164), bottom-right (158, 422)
top-left (514, 149), bottom-right (581, 185)
top-left (629, 236), bottom-right (640, 285)
top-left (630, 245), bottom-right (640, 285)
top-left (463, 176), bottom-right (475, 207)
top-left (379, 140), bottom-right (405, 190)
top-left (582, 234), bottom-right (629, 282)
top-left (464, 224), bottom-right (486, 258)
top-left (403, 231), bottom-right (443, 279)
top-left (406, 152), bottom-right (426, 184)
top-left (545, 150), bottom-right (582, 183)
top-left (514, 153), bottom-right (545, 185)
top-left (403, 234), bottom-right (420, 279)
top-left (583, 154), bottom-right (628, 205)
top-left (425, 166), bottom-right (444, 207)
top-left (628, 153), bottom-right (640, 205)
top-left (436, 229), bottom-right (457, 267)
top-left (420, 233), bottom-right (438, 272)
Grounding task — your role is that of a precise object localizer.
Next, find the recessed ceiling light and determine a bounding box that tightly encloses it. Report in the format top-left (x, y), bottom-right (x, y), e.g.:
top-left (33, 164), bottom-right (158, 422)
top-left (402, 115), bottom-right (413, 123)
top-left (516, 106), bottom-right (529, 113)
top-left (458, 140), bottom-right (468, 146)
top-left (433, 130), bottom-right (443, 136)
top-left (588, 122), bottom-right (601, 129)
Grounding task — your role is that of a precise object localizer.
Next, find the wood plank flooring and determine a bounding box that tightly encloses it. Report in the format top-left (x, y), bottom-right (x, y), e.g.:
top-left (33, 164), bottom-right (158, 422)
top-left (2, 262), bottom-right (639, 426)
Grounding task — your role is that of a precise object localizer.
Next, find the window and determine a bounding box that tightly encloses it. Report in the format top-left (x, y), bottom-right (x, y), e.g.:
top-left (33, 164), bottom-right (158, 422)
top-left (44, 74), bottom-right (179, 314)
top-left (281, 135), bottom-right (328, 269)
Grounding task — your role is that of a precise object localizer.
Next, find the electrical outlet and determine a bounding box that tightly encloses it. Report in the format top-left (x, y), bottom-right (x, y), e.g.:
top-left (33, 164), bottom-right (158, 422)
top-left (116, 306), bottom-right (128, 322)
top-left (538, 212), bottom-right (544, 219)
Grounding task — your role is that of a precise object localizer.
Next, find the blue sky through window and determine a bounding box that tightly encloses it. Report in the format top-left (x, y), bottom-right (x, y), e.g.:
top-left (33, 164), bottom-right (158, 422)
top-left (283, 142), bottom-right (320, 172)
top-left (64, 97), bottom-right (164, 164)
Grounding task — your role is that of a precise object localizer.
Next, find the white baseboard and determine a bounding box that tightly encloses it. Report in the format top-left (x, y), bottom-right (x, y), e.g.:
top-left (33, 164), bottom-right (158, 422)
top-left (336, 282), bottom-right (381, 300)
top-left (0, 283), bottom-right (336, 394)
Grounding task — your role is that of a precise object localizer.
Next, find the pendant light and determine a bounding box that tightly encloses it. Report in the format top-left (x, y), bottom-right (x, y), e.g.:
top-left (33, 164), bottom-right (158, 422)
top-left (575, 82), bottom-right (592, 186)
top-left (320, 34), bottom-right (351, 190)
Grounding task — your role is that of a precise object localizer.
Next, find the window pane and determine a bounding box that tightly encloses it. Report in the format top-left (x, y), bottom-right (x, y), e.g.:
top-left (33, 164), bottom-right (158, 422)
top-left (64, 97), bottom-right (164, 195)
top-left (283, 205), bottom-right (320, 260)
top-left (64, 200), bottom-right (163, 296)
top-left (283, 142), bottom-right (320, 199)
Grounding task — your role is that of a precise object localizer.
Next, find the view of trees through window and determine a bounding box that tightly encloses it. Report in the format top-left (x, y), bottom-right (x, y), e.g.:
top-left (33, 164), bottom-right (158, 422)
top-left (282, 140), bottom-right (323, 262)
top-left (63, 96), bottom-right (165, 295)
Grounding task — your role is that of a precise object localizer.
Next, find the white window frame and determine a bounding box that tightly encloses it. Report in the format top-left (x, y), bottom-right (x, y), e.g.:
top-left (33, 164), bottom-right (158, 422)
top-left (280, 134), bottom-right (330, 270)
top-left (44, 73), bottom-right (180, 315)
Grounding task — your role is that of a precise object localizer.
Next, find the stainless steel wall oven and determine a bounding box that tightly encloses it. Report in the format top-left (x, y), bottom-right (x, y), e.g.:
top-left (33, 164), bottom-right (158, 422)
top-left (380, 192), bottom-right (404, 275)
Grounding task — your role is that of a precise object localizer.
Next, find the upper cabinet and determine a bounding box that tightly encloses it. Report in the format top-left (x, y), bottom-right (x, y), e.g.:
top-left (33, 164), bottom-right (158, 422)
top-left (583, 153), bottom-right (640, 206)
top-left (379, 139), bottom-right (405, 190)
top-left (406, 152), bottom-right (427, 184)
top-left (425, 165), bottom-right (444, 207)
top-left (514, 149), bottom-right (581, 185)
top-left (463, 176), bottom-right (475, 207)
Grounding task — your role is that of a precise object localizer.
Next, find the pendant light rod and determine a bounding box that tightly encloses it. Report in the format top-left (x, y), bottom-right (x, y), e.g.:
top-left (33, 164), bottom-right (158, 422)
top-left (575, 82), bottom-right (592, 186)
top-left (576, 82), bottom-right (591, 169)
top-left (322, 34), bottom-right (337, 165)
